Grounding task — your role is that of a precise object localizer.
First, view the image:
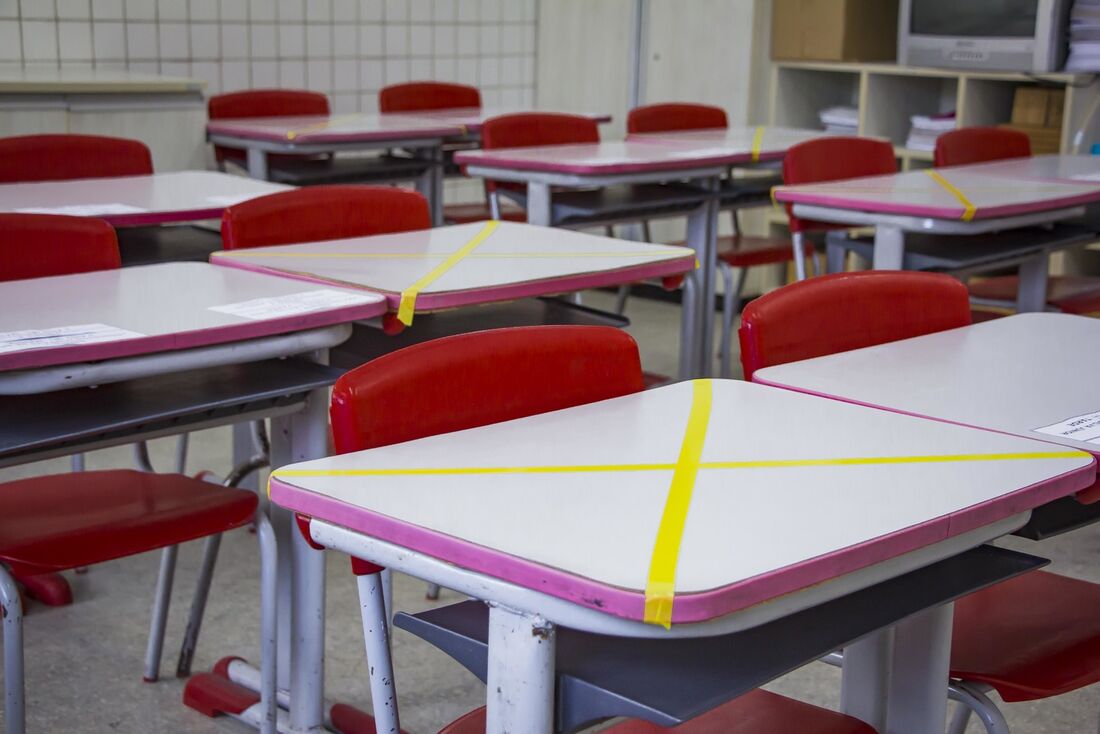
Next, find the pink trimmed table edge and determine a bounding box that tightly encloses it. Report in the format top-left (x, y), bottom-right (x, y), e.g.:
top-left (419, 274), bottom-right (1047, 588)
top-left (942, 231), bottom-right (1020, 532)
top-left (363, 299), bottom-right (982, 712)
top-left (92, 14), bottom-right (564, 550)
top-left (0, 299), bottom-right (386, 372)
top-left (453, 150), bottom-right (738, 176)
top-left (271, 460), bottom-right (1093, 625)
top-left (210, 252), bottom-right (696, 314)
top-left (753, 373), bottom-right (1100, 504)
top-left (206, 120), bottom-right (463, 144)
top-left (100, 208), bottom-right (226, 227)
top-left (773, 188), bottom-right (1100, 221)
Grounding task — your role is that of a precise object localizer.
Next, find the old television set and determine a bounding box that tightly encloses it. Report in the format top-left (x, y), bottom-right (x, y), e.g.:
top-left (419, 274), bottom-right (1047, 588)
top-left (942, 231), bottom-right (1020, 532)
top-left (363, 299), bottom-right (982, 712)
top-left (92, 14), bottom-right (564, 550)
top-left (898, 0), bottom-right (1070, 72)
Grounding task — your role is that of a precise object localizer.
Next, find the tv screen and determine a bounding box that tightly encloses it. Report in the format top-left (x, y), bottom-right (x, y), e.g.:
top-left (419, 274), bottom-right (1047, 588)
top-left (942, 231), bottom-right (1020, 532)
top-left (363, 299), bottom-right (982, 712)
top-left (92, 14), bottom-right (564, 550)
top-left (911, 0), bottom-right (1039, 37)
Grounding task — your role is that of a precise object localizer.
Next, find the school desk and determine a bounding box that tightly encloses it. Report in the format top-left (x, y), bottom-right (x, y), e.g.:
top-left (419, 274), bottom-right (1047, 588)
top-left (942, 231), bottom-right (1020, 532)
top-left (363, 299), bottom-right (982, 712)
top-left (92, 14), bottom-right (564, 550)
top-left (960, 153), bottom-right (1100, 183)
top-left (210, 220), bottom-right (695, 334)
top-left (754, 311), bottom-right (1100, 533)
top-left (772, 168), bottom-right (1100, 311)
top-left (398, 107), bottom-right (612, 136)
top-left (205, 113), bottom-right (463, 225)
top-left (270, 378), bottom-right (1093, 734)
top-left (626, 125), bottom-right (827, 165)
top-left (0, 262), bottom-right (386, 732)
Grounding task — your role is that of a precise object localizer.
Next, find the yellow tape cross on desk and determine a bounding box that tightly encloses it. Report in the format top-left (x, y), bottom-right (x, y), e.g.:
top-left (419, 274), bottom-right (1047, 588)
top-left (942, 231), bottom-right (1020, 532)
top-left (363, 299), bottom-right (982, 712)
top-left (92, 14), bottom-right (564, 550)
top-left (925, 169), bottom-right (977, 221)
top-left (397, 220), bottom-right (498, 325)
top-left (270, 378), bottom-right (1084, 628)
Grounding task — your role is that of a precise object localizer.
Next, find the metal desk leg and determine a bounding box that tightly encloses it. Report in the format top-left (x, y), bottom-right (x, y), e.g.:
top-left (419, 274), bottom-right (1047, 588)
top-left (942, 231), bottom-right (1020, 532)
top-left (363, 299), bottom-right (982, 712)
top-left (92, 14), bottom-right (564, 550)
top-left (678, 275), bottom-right (698, 381)
top-left (269, 361), bottom-right (330, 732)
top-left (233, 423), bottom-right (261, 493)
top-left (526, 182), bottom-right (552, 227)
top-left (414, 145), bottom-right (444, 226)
top-left (871, 226), bottom-right (906, 271)
top-left (486, 604), bottom-right (556, 734)
top-left (840, 629), bottom-right (893, 731)
top-left (684, 181), bottom-right (718, 377)
top-left (1016, 251), bottom-right (1051, 313)
top-left (885, 602), bottom-right (953, 734)
top-left (246, 147), bottom-right (270, 181)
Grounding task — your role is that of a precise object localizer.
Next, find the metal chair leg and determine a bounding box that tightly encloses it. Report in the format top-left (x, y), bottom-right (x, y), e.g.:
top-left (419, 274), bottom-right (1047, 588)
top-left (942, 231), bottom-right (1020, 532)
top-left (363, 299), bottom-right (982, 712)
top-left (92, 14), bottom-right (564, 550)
top-left (1, 564), bottom-right (25, 734)
top-left (641, 220), bottom-right (653, 243)
top-left (143, 545), bottom-right (178, 682)
top-left (177, 449), bottom-right (269, 677)
top-left (717, 262), bottom-right (746, 379)
top-left (614, 284), bottom-right (631, 315)
top-left (489, 190), bottom-right (502, 221)
top-left (948, 681), bottom-right (1011, 734)
top-left (358, 570), bottom-right (400, 734)
top-left (255, 510), bottom-right (278, 734)
top-left (791, 231), bottom-right (808, 281)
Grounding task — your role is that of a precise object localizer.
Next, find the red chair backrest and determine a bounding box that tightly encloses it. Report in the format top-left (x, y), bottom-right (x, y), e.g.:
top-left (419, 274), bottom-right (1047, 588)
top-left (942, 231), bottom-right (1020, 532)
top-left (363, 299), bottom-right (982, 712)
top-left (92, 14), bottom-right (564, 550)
top-left (934, 126), bottom-right (1031, 168)
top-left (479, 113), bottom-right (601, 195)
top-left (626, 103), bottom-right (728, 134)
top-left (330, 326), bottom-right (645, 453)
top-left (207, 89), bottom-right (330, 165)
top-left (738, 271), bottom-right (972, 380)
top-left (379, 82), bottom-right (481, 112)
top-left (0, 214), bottom-right (121, 281)
top-left (221, 185), bottom-right (430, 250)
top-left (782, 137), bottom-right (897, 234)
top-left (0, 134), bottom-right (153, 184)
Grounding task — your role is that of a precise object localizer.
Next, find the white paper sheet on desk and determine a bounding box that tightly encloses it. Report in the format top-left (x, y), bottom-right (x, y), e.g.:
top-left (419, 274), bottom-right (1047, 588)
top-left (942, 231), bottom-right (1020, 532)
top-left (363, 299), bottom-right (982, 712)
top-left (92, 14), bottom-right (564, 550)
top-left (0, 323), bottom-right (145, 354)
top-left (14, 203), bottom-right (147, 216)
top-left (1072, 172), bottom-right (1100, 182)
top-left (209, 289), bottom-right (378, 320)
top-left (1034, 410), bottom-right (1100, 445)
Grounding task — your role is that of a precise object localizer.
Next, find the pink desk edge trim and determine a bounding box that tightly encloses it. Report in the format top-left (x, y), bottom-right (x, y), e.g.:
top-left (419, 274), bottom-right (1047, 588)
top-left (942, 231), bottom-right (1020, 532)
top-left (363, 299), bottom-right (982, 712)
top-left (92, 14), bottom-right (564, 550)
top-left (454, 149), bottom-right (738, 176)
top-left (456, 112), bottom-right (613, 134)
top-left (206, 120), bottom-right (462, 144)
top-left (0, 299), bottom-right (386, 372)
top-left (103, 208), bottom-right (225, 227)
top-left (210, 252), bottom-right (696, 313)
top-left (271, 460), bottom-right (1092, 624)
top-left (753, 373), bottom-right (1100, 504)
top-left (773, 188), bottom-right (1100, 221)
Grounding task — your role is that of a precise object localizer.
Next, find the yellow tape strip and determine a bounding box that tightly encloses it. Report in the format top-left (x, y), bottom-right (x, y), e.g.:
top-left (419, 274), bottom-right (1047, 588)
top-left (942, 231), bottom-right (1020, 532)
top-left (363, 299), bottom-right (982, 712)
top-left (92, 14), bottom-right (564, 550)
top-left (644, 379), bottom-right (713, 628)
top-left (271, 450), bottom-right (1083, 480)
top-left (750, 126), bottom-right (766, 163)
top-left (925, 169), bottom-right (977, 221)
top-left (285, 114), bottom-right (363, 141)
top-left (216, 249), bottom-right (687, 260)
top-left (396, 220), bottom-right (498, 325)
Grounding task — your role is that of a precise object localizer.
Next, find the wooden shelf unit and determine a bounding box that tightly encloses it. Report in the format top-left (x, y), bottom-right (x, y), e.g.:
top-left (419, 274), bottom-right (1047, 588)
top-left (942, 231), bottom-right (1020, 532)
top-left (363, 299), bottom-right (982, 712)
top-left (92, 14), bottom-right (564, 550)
top-left (769, 60), bottom-right (1100, 171)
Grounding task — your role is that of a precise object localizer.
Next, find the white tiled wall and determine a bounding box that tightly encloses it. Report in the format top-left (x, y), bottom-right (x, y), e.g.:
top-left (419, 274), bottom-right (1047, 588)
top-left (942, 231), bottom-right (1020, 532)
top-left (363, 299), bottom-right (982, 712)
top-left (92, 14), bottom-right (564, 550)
top-left (0, 0), bottom-right (539, 114)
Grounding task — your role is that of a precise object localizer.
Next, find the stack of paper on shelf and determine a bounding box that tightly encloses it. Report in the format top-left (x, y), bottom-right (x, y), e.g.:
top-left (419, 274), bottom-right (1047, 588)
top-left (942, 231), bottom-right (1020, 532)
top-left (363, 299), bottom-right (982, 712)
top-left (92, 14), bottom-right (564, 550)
top-left (905, 112), bottom-right (956, 151)
top-left (1067, 0), bottom-right (1100, 71)
top-left (818, 105), bottom-right (858, 135)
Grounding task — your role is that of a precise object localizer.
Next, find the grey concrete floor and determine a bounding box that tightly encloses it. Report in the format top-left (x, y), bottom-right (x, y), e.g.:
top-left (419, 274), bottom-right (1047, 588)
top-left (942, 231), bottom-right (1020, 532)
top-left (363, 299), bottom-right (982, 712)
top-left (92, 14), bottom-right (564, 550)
top-left (1, 290), bottom-right (1098, 733)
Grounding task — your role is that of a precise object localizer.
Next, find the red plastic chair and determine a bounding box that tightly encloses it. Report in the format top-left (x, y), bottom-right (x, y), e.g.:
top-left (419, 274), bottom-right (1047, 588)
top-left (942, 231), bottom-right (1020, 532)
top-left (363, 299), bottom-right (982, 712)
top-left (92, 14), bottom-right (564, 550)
top-left (305, 325), bottom-right (877, 734)
top-left (0, 134), bottom-right (153, 183)
top-left (207, 88), bottom-right (329, 169)
top-left (221, 185), bottom-right (430, 250)
top-left (739, 270), bottom-right (1100, 732)
top-left (933, 126), bottom-right (1031, 168)
top-left (627, 103), bottom-right (728, 134)
top-left (0, 214), bottom-right (121, 281)
top-left (479, 112), bottom-right (601, 208)
top-left (0, 216), bottom-right (277, 734)
top-left (933, 127), bottom-right (1100, 316)
top-left (379, 81), bottom-right (480, 113)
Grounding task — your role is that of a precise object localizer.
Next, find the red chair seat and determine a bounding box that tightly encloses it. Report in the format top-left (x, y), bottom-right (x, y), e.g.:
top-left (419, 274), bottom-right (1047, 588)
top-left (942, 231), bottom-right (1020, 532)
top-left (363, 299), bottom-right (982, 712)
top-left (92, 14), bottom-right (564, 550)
top-left (0, 470), bottom-right (257, 577)
top-left (951, 570), bottom-right (1100, 702)
top-left (713, 234), bottom-right (812, 269)
top-left (442, 201), bottom-right (527, 224)
top-left (438, 690), bottom-right (876, 733)
top-left (968, 275), bottom-right (1100, 315)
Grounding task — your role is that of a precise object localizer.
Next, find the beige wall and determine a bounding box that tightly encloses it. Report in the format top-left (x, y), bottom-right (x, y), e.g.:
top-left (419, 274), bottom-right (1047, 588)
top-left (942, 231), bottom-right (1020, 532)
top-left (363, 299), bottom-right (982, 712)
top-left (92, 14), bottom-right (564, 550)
top-left (537, 0), bottom-right (772, 133)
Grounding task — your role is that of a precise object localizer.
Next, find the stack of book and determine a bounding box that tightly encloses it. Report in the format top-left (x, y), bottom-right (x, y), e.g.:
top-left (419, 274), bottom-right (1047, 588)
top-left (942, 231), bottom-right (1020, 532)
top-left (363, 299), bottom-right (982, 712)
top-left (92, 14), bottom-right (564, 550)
top-left (905, 112), bottom-right (956, 151)
top-left (1067, 0), bottom-right (1100, 72)
top-left (818, 106), bottom-right (858, 135)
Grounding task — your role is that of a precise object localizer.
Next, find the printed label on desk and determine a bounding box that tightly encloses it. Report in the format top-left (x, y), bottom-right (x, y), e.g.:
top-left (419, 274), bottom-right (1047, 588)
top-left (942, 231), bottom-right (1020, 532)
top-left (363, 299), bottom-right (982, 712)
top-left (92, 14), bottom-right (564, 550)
top-left (1034, 411), bottom-right (1100, 445)
top-left (209, 289), bottom-right (377, 320)
top-left (14, 203), bottom-right (147, 216)
top-left (0, 323), bottom-right (145, 354)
